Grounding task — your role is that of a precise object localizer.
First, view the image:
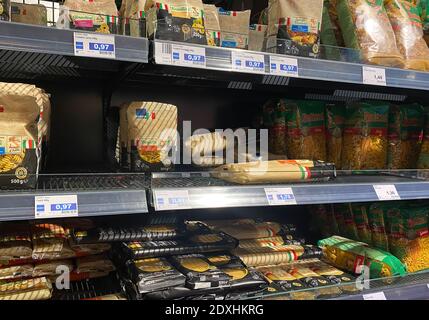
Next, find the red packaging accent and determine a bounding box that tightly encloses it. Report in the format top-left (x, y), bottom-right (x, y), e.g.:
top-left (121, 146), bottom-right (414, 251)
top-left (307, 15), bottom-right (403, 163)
top-left (75, 20), bottom-right (94, 28)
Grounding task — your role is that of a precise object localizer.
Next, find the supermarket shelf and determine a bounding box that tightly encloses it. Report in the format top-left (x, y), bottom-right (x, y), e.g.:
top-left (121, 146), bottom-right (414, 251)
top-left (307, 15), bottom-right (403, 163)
top-left (150, 172), bottom-right (429, 211)
top-left (0, 21), bottom-right (149, 63)
top-left (0, 175), bottom-right (149, 221)
top-left (153, 39), bottom-right (429, 91)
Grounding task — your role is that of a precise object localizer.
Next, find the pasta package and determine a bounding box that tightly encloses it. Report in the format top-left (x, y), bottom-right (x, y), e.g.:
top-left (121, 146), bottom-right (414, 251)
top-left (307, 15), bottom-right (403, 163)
top-left (218, 8), bottom-right (251, 49)
top-left (0, 0), bottom-right (10, 21)
top-left (119, 0), bottom-right (146, 37)
top-left (262, 100), bottom-right (287, 156)
top-left (351, 203), bottom-right (372, 244)
top-left (338, 203), bottom-right (359, 240)
top-left (267, 0), bottom-right (323, 58)
top-left (121, 101), bottom-right (177, 172)
top-left (387, 104), bottom-right (424, 169)
top-left (310, 204), bottom-right (339, 238)
top-left (418, 106), bottom-right (429, 169)
top-left (336, 0), bottom-right (404, 67)
top-left (341, 102), bottom-right (389, 170)
top-left (146, 0), bottom-right (207, 45)
top-left (326, 103), bottom-right (345, 167)
top-left (385, 0), bottom-right (429, 71)
top-left (368, 202), bottom-right (391, 251)
top-left (283, 100), bottom-right (326, 161)
top-left (11, 3), bottom-right (47, 26)
top-left (318, 235), bottom-right (406, 278)
top-left (249, 24), bottom-right (267, 52)
top-left (321, 0), bottom-right (342, 60)
top-left (61, 0), bottom-right (119, 34)
top-left (203, 4), bottom-right (221, 46)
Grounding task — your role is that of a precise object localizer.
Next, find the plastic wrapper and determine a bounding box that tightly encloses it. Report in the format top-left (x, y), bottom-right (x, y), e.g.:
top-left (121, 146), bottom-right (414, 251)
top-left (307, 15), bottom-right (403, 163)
top-left (72, 224), bottom-right (182, 244)
top-left (337, 0), bottom-right (404, 67)
top-left (310, 204), bottom-right (339, 238)
top-left (0, 224), bottom-right (32, 261)
top-left (0, 264), bottom-right (33, 280)
top-left (351, 203), bottom-right (372, 244)
top-left (31, 224), bottom-right (68, 260)
top-left (417, 106), bottom-right (429, 169)
top-left (218, 8), bottom-right (250, 49)
top-left (76, 255), bottom-right (115, 274)
top-left (282, 100), bottom-right (326, 161)
top-left (318, 235), bottom-right (406, 278)
top-left (170, 254), bottom-right (231, 289)
top-left (385, 0), bottom-right (429, 71)
top-left (249, 24), bottom-right (267, 52)
top-left (321, 0), bottom-right (342, 60)
top-left (341, 102), bottom-right (389, 170)
top-left (213, 160), bottom-right (336, 185)
top-left (33, 259), bottom-right (74, 277)
top-left (11, 3), bottom-right (47, 26)
top-left (202, 220), bottom-right (282, 240)
top-left (146, 0), bottom-right (207, 44)
top-left (267, 0), bottom-right (323, 58)
top-left (368, 202), bottom-right (392, 251)
top-left (203, 4), bottom-right (221, 46)
top-left (326, 103), bottom-right (345, 167)
top-left (0, 277), bottom-right (52, 300)
top-left (127, 257), bottom-right (186, 294)
top-left (119, 0), bottom-right (146, 37)
top-left (337, 203), bottom-right (359, 240)
top-left (387, 104), bottom-right (423, 169)
top-left (184, 131), bottom-right (228, 167)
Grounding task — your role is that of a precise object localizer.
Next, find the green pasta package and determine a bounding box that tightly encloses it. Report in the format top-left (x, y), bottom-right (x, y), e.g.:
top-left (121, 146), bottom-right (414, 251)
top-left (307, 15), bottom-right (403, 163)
top-left (326, 103), bottom-right (345, 168)
top-left (318, 235), bottom-right (406, 278)
top-left (341, 102), bottom-right (389, 170)
top-left (336, 203), bottom-right (359, 240)
top-left (336, 0), bottom-right (404, 67)
top-left (388, 103), bottom-right (424, 169)
top-left (417, 106), bottom-right (429, 169)
top-left (321, 0), bottom-right (342, 60)
top-left (351, 203), bottom-right (372, 244)
top-left (282, 100), bottom-right (326, 161)
top-left (368, 202), bottom-right (392, 251)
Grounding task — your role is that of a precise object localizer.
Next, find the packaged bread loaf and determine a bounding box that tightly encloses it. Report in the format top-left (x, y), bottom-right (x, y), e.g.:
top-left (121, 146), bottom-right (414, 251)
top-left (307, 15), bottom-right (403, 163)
top-left (61, 0), bottom-right (119, 34)
top-left (336, 0), bottom-right (404, 67)
top-left (249, 24), bottom-right (267, 52)
top-left (33, 259), bottom-right (74, 277)
top-left (146, 0), bottom-right (207, 44)
top-left (218, 8), bottom-right (250, 49)
top-left (385, 0), bottom-right (429, 71)
top-left (0, 264), bottom-right (33, 280)
top-left (11, 3), bottom-right (47, 26)
top-left (267, 0), bottom-right (323, 58)
top-left (283, 99), bottom-right (326, 161)
top-left (341, 102), bottom-right (389, 170)
top-left (387, 104), bottom-right (423, 169)
top-left (0, 277), bottom-right (52, 300)
top-left (203, 4), bottom-right (221, 46)
top-left (119, 0), bottom-right (146, 37)
top-left (0, 0), bottom-right (9, 21)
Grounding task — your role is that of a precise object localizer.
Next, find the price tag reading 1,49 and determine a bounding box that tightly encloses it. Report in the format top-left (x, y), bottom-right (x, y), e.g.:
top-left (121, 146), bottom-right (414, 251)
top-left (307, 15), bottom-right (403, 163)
top-left (35, 195), bottom-right (79, 219)
top-left (373, 184), bottom-right (401, 201)
top-left (264, 187), bottom-right (297, 206)
top-left (362, 66), bottom-right (386, 86)
top-left (231, 51), bottom-right (265, 74)
top-left (171, 44), bottom-right (206, 68)
top-left (154, 190), bottom-right (191, 211)
top-left (270, 55), bottom-right (299, 77)
top-left (74, 32), bottom-right (116, 59)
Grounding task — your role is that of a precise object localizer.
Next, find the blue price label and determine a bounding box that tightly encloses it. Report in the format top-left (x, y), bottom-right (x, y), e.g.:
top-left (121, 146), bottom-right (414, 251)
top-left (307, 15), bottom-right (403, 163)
top-left (89, 42), bottom-right (114, 52)
top-left (276, 194), bottom-right (295, 201)
top-left (50, 203), bottom-right (77, 212)
top-left (280, 64), bottom-right (298, 72)
top-left (168, 198), bottom-right (186, 205)
top-left (184, 53), bottom-right (205, 62)
top-left (245, 60), bottom-right (264, 69)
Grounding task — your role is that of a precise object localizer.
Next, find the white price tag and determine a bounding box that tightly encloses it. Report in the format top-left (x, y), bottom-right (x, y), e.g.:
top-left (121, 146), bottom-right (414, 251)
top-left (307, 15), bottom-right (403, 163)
top-left (363, 292), bottom-right (387, 300)
top-left (362, 66), bottom-right (386, 86)
top-left (74, 32), bottom-right (115, 59)
top-left (264, 187), bottom-right (297, 206)
top-left (171, 44), bottom-right (206, 67)
top-left (373, 184), bottom-right (400, 201)
top-left (35, 195), bottom-right (79, 219)
top-left (231, 51), bottom-right (265, 74)
top-left (154, 190), bottom-right (191, 211)
top-left (269, 55), bottom-right (299, 77)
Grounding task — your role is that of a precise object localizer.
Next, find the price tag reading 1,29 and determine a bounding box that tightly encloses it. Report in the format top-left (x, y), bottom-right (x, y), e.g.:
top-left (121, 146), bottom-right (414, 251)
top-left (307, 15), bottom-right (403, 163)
top-left (154, 190), bottom-right (191, 211)
top-left (74, 32), bottom-right (116, 59)
top-left (373, 184), bottom-right (401, 201)
top-left (264, 187), bottom-right (297, 206)
top-left (171, 44), bottom-right (206, 68)
top-left (269, 55), bottom-right (299, 77)
top-left (362, 66), bottom-right (386, 86)
top-left (231, 51), bottom-right (265, 74)
top-left (35, 195), bottom-right (79, 219)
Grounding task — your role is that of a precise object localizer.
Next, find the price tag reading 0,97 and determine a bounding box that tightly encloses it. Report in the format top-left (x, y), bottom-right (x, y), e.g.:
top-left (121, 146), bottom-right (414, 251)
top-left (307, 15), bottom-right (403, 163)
top-left (35, 195), bottom-right (79, 219)
top-left (231, 51), bottom-right (265, 74)
top-left (154, 190), bottom-right (191, 211)
top-left (171, 44), bottom-right (206, 67)
top-left (74, 32), bottom-right (116, 59)
top-left (88, 42), bottom-right (114, 52)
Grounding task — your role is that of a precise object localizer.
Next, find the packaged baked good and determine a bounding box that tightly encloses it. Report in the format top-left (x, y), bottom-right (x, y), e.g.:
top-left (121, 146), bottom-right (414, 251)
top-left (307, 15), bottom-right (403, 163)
top-left (368, 202), bottom-right (392, 251)
top-left (76, 255), bottom-right (115, 274)
top-left (61, 0), bottom-right (119, 34)
top-left (0, 0), bottom-right (9, 21)
top-left (232, 244), bottom-right (305, 267)
top-left (283, 100), bottom-right (326, 161)
top-left (33, 259), bottom-right (74, 277)
top-left (417, 106), bottom-right (429, 169)
top-left (203, 4), bottom-right (221, 46)
top-left (170, 254), bottom-right (231, 289)
top-left (326, 103), bottom-right (345, 167)
top-left (184, 131), bottom-right (228, 167)
top-left (0, 277), bottom-right (52, 300)
top-left (0, 264), bottom-right (33, 280)
top-left (121, 101), bottom-right (177, 172)
top-left (266, 0), bottom-right (323, 58)
top-left (318, 235), bottom-right (406, 278)
top-left (0, 224), bottom-right (32, 260)
top-left (146, 0), bottom-right (207, 44)
top-left (31, 224), bottom-right (68, 260)
top-left (203, 220), bottom-right (282, 240)
top-left (341, 102), bottom-right (389, 170)
top-left (388, 104), bottom-right (424, 169)
top-left (385, 0), bottom-right (429, 70)
top-left (11, 3), bottom-right (47, 26)
top-left (119, 0), bottom-right (146, 37)
top-left (218, 8), bottom-right (250, 49)
top-left (249, 24), bottom-right (267, 52)
top-left (337, 0), bottom-right (404, 67)
top-left (352, 203), bottom-right (372, 244)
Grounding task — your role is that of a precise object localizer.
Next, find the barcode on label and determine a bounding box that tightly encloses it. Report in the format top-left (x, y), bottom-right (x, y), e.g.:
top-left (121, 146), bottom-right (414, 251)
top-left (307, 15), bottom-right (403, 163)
top-left (162, 43), bottom-right (172, 55)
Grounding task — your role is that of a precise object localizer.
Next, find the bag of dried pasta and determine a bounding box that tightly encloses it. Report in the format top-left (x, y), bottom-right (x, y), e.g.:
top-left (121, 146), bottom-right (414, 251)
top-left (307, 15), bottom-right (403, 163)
top-left (326, 103), bottom-right (345, 168)
top-left (282, 100), bottom-right (326, 161)
top-left (336, 203), bottom-right (359, 240)
top-left (321, 0), bottom-right (342, 60)
top-left (341, 102), bottom-right (389, 170)
top-left (387, 103), bottom-right (424, 170)
top-left (351, 203), bottom-right (372, 244)
top-left (386, 203), bottom-right (429, 272)
top-left (385, 0), bottom-right (429, 71)
top-left (417, 106), bottom-right (429, 169)
top-left (368, 202), bottom-right (392, 251)
top-left (336, 0), bottom-right (404, 67)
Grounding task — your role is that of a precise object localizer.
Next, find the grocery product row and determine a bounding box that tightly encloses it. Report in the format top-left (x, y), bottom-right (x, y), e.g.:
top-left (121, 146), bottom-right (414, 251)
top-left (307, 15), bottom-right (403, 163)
top-left (1, 200), bottom-right (427, 300)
